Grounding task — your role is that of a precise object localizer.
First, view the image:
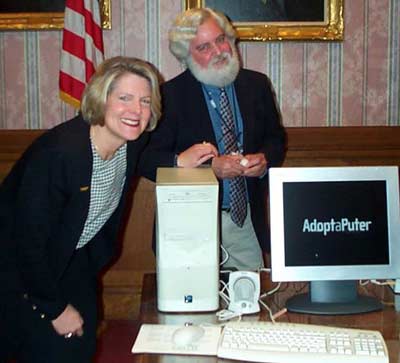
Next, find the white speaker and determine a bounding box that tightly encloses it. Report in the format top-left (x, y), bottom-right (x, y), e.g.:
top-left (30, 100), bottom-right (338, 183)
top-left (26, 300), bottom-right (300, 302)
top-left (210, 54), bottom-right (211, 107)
top-left (228, 271), bottom-right (260, 314)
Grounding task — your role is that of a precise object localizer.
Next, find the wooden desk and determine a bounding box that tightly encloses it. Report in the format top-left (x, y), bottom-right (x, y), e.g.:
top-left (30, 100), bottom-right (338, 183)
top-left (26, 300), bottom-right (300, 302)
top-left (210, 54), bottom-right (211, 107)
top-left (95, 273), bottom-right (400, 362)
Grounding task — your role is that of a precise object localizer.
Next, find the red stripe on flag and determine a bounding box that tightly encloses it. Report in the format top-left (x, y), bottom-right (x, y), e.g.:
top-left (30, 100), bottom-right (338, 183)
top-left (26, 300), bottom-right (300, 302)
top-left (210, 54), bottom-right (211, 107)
top-left (66, 0), bottom-right (104, 52)
top-left (62, 29), bottom-right (85, 60)
top-left (59, 0), bottom-right (104, 109)
top-left (65, 0), bottom-right (85, 15)
top-left (59, 71), bottom-right (86, 101)
top-left (85, 59), bottom-right (96, 83)
top-left (84, 8), bottom-right (104, 52)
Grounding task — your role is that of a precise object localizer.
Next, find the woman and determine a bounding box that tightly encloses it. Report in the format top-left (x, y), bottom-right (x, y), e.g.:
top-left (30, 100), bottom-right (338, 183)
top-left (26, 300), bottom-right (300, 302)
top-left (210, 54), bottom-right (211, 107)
top-left (0, 56), bottom-right (161, 363)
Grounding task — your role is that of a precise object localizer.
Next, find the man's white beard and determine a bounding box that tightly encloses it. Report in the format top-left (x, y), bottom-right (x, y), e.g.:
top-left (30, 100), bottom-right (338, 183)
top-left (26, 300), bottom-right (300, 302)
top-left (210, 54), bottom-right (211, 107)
top-left (187, 47), bottom-right (240, 87)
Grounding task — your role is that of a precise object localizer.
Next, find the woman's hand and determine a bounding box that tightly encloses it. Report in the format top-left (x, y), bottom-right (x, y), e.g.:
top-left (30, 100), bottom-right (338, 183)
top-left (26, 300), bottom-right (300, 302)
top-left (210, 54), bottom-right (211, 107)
top-left (51, 304), bottom-right (84, 338)
top-left (176, 142), bottom-right (218, 168)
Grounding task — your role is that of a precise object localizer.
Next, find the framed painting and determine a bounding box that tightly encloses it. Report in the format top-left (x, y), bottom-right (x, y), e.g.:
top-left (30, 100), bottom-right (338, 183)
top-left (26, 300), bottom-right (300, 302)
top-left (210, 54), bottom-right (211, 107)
top-left (0, 0), bottom-right (111, 30)
top-left (184, 0), bottom-right (344, 41)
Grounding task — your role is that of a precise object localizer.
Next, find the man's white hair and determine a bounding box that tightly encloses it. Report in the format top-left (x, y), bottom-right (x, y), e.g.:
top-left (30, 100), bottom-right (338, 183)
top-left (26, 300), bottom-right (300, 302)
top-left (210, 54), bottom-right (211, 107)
top-left (168, 8), bottom-right (237, 65)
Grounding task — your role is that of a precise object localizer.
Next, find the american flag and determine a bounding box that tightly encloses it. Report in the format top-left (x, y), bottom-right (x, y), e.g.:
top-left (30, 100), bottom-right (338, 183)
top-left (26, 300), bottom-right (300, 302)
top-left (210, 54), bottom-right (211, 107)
top-left (59, 0), bottom-right (104, 109)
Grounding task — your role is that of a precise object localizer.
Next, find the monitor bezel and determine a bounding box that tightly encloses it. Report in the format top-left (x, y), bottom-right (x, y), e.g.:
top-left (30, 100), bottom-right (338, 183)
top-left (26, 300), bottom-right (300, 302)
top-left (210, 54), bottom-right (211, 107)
top-left (269, 166), bottom-right (400, 282)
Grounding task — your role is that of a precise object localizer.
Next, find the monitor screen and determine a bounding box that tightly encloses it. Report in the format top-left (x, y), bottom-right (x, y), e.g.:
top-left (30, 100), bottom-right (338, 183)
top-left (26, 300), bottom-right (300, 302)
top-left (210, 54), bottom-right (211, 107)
top-left (269, 166), bottom-right (400, 315)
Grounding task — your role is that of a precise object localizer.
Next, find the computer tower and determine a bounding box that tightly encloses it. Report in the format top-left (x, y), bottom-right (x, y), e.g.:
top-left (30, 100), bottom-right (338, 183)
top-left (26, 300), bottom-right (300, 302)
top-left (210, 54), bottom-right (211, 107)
top-left (156, 167), bottom-right (219, 312)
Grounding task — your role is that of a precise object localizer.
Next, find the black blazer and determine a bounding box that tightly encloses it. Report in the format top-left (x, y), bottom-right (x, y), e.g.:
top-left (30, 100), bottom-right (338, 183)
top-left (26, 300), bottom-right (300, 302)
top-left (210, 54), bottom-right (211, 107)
top-left (139, 68), bottom-right (286, 252)
top-left (0, 115), bottom-right (148, 319)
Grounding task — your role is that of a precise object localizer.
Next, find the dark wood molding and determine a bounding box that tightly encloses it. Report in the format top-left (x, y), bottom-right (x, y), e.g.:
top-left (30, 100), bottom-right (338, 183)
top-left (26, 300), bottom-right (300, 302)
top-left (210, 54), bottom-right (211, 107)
top-left (284, 126), bottom-right (400, 167)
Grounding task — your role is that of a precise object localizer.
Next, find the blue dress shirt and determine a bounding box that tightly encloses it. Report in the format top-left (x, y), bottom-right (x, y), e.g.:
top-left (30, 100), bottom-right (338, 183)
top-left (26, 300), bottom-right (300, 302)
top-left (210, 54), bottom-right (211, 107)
top-left (201, 83), bottom-right (247, 209)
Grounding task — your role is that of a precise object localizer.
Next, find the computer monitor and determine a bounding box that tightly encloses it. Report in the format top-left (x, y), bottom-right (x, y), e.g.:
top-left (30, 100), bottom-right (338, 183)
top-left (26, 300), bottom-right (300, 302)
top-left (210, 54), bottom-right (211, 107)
top-left (269, 166), bottom-right (400, 315)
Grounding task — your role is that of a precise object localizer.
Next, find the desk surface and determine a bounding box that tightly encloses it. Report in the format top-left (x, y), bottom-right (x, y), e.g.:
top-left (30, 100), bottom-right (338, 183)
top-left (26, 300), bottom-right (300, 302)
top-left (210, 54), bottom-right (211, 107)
top-left (96, 273), bottom-right (400, 363)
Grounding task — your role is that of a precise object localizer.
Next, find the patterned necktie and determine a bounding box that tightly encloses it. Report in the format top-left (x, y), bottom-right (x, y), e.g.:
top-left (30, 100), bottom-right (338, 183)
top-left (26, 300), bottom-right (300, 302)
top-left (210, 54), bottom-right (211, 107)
top-left (219, 87), bottom-right (247, 227)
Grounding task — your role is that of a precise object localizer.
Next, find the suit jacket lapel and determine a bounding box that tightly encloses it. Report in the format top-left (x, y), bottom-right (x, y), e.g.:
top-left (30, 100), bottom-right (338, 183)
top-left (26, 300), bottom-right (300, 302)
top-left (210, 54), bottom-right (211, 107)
top-left (63, 119), bottom-right (93, 247)
top-left (184, 70), bottom-right (218, 145)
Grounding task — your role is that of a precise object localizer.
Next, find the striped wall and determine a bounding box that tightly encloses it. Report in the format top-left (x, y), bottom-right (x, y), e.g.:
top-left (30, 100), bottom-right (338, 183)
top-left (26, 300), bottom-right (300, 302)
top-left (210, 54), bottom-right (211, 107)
top-left (0, 0), bottom-right (399, 129)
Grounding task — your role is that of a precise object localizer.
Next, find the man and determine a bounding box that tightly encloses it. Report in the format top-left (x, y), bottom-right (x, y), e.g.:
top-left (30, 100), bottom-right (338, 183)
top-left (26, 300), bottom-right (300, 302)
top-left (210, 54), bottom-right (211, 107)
top-left (139, 8), bottom-right (286, 271)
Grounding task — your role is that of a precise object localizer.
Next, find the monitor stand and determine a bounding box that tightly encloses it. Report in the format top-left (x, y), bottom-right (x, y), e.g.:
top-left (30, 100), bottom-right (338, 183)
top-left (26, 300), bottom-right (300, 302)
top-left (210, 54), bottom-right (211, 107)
top-left (286, 280), bottom-right (383, 315)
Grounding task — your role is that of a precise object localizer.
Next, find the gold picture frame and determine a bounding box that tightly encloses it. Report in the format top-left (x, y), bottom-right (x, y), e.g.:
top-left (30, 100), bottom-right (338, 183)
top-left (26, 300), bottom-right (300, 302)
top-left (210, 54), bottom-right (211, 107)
top-left (0, 0), bottom-right (111, 30)
top-left (185, 0), bottom-right (343, 41)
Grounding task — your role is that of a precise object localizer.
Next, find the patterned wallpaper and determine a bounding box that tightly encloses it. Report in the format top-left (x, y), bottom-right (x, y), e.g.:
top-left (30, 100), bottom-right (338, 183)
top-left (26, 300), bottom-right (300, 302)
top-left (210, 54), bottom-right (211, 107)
top-left (0, 0), bottom-right (399, 129)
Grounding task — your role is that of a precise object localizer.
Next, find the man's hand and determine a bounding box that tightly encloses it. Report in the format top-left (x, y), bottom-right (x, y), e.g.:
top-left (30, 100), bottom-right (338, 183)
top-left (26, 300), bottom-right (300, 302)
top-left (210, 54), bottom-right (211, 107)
top-left (212, 153), bottom-right (267, 179)
top-left (176, 142), bottom-right (218, 168)
top-left (242, 153), bottom-right (267, 177)
top-left (211, 154), bottom-right (246, 179)
top-left (51, 304), bottom-right (84, 337)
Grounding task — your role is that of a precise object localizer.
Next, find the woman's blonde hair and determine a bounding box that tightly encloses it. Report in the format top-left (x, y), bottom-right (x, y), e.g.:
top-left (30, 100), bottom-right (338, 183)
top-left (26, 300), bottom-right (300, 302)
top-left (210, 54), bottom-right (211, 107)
top-left (81, 56), bottom-right (161, 131)
top-left (169, 8), bottom-right (237, 65)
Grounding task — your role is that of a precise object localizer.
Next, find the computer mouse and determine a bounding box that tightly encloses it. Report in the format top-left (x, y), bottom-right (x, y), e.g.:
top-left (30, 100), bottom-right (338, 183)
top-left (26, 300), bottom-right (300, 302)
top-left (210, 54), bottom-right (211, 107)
top-left (172, 325), bottom-right (205, 346)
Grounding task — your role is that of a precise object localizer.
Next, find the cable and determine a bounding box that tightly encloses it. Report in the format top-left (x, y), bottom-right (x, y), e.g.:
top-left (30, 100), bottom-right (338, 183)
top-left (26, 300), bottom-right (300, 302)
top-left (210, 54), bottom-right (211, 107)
top-left (272, 308), bottom-right (288, 320)
top-left (258, 267), bottom-right (272, 274)
top-left (258, 299), bottom-right (275, 322)
top-left (216, 309), bottom-right (243, 321)
top-left (260, 282), bottom-right (282, 299)
top-left (359, 279), bottom-right (395, 286)
top-left (217, 278), bottom-right (239, 321)
top-left (372, 279), bottom-right (395, 286)
top-left (217, 276), bottom-right (238, 321)
top-left (256, 268), bottom-right (287, 323)
top-left (219, 280), bottom-right (230, 306)
top-left (220, 244), bottom-right (229, 266)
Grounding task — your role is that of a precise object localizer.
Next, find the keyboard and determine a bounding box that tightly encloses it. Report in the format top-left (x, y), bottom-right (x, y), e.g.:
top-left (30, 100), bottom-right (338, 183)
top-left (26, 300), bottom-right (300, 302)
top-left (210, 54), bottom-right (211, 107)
top-left (217, 321), bottom-right (388, 363)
